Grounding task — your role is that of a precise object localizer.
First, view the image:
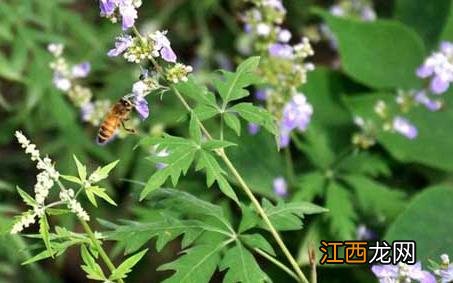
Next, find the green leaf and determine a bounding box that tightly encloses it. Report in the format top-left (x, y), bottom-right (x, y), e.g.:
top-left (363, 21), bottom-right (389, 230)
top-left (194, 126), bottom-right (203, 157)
top-left (39, 215), bottom-right (53, 258)
top-left (87, 186), bottom-right (117, 207)
top-left (202, 140), bottom-right (236, 151)
top-left (60, 175), bottom-right (82, 184)
top-left (318, 10), bottom-right (425, 89)
top-left (262, 199), bottom-right (328, 231)
top-left (342, 174), bottom-right (406, 218)
top-left (231, 103), bottom-right (277, 135)
top-left (175, 76), bottom-right (217, 106)
top-left (240, 234), bottom-right (275, 256)
top-left (338, 152), bottom-right (391, 177)
top-left (73, 155), bottom-right (87, 181)
top-left (385, 186), bottom-right (453, 265)
top-left (80, 245), bottom-right (106, 281)
top-left (194, 104), bottom-right (219, 121)
top-left (325, 182), bottom-right (356, 239)
top-left (295, 124), bottom-right (336, 170)
top-left (195, 150), bottom-right (239, 204)
top-left (189, 112), bottom-right (202, 144)
top-left (109, 249), bottom-right (148, 281)
top-left (394, 0), bottom-right (450, 48)
top-left (219, 243), bottom-right (270, 283)
top-left (159, 244), bottom-right (223, 283)
top-left (224, 112), bottom-right (241, 136)
top-left (16, 186), bottom-right (36, 208)
top-left (293, 171), bottom-right (326, 202)
top-left (88, 160), bottom-right (120, 183)
top-left (215, 56), bottom-right (261, 104)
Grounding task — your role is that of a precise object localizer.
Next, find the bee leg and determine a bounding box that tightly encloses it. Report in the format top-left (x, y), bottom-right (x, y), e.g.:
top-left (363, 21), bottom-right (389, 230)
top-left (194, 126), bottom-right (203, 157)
top-left (121, 121), bottom-right (136, 134)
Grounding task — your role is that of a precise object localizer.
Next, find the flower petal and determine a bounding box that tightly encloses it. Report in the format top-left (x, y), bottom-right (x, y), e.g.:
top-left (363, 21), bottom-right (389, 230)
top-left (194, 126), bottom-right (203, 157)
top-left (134, 96), bottom-right (149, 119)
top-left (431, 76), bottom-right (450, 94)
top-left (160, 46), bottom-right (177, 63)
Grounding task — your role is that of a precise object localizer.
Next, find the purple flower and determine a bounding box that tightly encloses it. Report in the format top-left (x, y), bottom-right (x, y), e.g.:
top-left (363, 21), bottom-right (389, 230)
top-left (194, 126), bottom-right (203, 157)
top-left (71, 62), bottom-right (91, 78)
top-left (440, 266), bottom-right (453, 283)
top-left (356, 224), bottom-right (376, 240)
top-left (273, 177), bottom-right (287, 197)
top-left (151, 31), bottom-right (177, 63)
top-left (255, 89), bottom-right (268, 101)
top-left (279, 94), bottom-right (313, 148)
top-left (133, 95), bottom-right (149, 119)
top-left (269, 43), bottom-right (294, 59)
top-left (392, 116), bottom-right (417, 139)
top-left (247, 123), bottom-right (260, 135)
top-left (415, 91), bottom-right (442, 111)
top-left (416, 41), bottom-right (453, 94)
top-left (99, 0), bottom-right (116, 16)
top-left (107, 35), bottom-right (133, 57)
top-left (243, 24), bottom-right (252, 33)
top-left (81, 102), bottom-right (94, 122)
top-left (118, 1), bottom-right (137, 30)
top-left (372, 263), bottom-right (435, 283)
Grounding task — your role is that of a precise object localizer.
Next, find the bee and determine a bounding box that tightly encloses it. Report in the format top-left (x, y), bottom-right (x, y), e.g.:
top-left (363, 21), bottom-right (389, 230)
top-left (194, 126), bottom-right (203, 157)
top-left (97, 96), bottom-right (136, 145)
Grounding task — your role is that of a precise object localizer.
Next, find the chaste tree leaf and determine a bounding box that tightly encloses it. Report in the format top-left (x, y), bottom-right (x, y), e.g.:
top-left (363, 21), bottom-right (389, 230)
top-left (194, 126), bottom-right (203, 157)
top-left (80, 245), bottom-right (106, 281)
top-left (325, 182), bottom-right (357, 240)
top-left (230, 103), bottom-right (277, 135)
top-left (109, 249), bottom-right (148, 281)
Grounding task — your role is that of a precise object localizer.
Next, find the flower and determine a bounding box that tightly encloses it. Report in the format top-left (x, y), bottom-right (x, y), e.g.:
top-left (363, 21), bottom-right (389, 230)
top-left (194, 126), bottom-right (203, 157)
top-left (108, 35), bottom-right (134, 57)
top-left (71, 62), bottom-right (91, 78)
top-left (255, 89), bottom-right (268, 101)
top-left (133, 95), bottom-right (149, 119)
top-left (149, 30), bottom-right (177, 62)
top-left (99, 0), bottom-right (141, 30)
top-left (414, 91), bottom-right (442, 111)
top-left (247, 123), bottom-right (260, 135)
top-left (440, 266), bottom-right (453, 283)
top-left (118, 1), bottom-right (138, 30)
top-left (392, 116), bottom-right (417, 139)
top-left (279, 93), bottom-right (313, 148)
top-left (417, 41), bottom-right (453, 94)
top-left (166, 63), bottom-right (193, 83)
top-left (278, 29), bottom-right (292, 42)
top-left (81, 100), bottom-right (111, 126)
top-left (59, 189), bottom-right (90, 221)
top-left (47, 43), bottom-right (64, 57)
top-left (53, 73), bottom-right (72, 92)
top-left (256, 23), bottom-right (271, 36)
top-left (273, 177), bottom-right (287, 197)
top-left (372, 263), bottom-right (435, 283)
top-left (34, 171), bottom-right (54, 205)
top-left (269, 43), bottom-right (294, 59)
top-left (356, 224), bottom-right (376, 240)
top-left (10, 212), bottom-right (37, 234)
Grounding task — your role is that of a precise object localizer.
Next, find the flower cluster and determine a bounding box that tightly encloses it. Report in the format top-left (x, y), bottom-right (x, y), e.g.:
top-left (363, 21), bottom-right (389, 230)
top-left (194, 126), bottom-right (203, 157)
top-left (59, 189), bottom-right (90, 221)
top-left (417, 42), bottom-right (453, 94)
top-left (99, 0), bottom-right (142, 30)
top-left (372, 262), bottom-right (435, 283)
top-left (48, 43), bottom-right (112, 126)
top-left (329, 0), bottom-right (376, 21)
top-left (241, 0), bottom-right (315, 148)
top-left (273, 176), bottom-right (288, 197)
top-left (11, 131), bottom-right (90, 234)
top-left (430, 254), bottom-right (453, 283)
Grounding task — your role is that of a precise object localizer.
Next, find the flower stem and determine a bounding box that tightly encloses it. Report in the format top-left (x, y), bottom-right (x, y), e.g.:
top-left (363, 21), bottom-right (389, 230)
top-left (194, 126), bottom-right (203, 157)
top-left (80, 220), bottom-right (124, 283)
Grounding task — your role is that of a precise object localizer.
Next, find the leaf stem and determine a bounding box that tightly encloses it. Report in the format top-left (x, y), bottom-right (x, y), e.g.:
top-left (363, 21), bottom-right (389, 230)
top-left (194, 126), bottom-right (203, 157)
top-left (254, 248), bottom-right (299, 281)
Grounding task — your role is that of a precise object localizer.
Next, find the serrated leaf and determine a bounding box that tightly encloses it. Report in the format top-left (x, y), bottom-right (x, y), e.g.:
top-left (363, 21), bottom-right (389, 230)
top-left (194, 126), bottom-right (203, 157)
top-left (295, 126), bottom-right (335, 169)
top-left (293, 171), bottom-right (326, 202)
top-left (219, 243), bottom-right (271, 283)
top-left (16, 186), bottom-right (36, 207)
top-left (215, 56), bottom-right (261, 104)
top-left (338, 152), bottom-right (391, 177)
top-left (240, 234), bottom-right (275, 256)
top-left (87, 186), bottom-right (117, 207)
top-left (159, 244), bottom-right (223, 283)
top-left (224, 112), bottom-right (241, 135)
top-left (80, 245), bottom-right (106, 281)
top-left (89, 160), bottom-right (119, 183)
top-left (109, 249), bottom-right (148, 281)
top-left (231, 103), bottom-right (277, 135)
top-left (202, 139), bottom-right (236, 151)
top-left (194, 104), bottom-right (219, 121)
top-left (195, 150), bottom-right (239, 204)
top-left (60, 175), bottom-right (82, 184)
top-left (325, 182), bottom-right (356, 239)
top-left (73, 155), bottom-right (87, 181)
top-left (262, 199), bottom-right (328, 231)
top-left (39, 215), bottom-right (53, 258)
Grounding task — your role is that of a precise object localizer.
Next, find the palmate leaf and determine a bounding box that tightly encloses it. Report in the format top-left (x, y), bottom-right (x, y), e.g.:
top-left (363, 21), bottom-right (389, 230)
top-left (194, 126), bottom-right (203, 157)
top-left (175, 76), bottom-right (217, 107)
top-left (215, 56), bottom-right (261, 104)
top-left (293, 171), bottom-right (326, 202)
top-left (325, 182), bottom-right (357, 240)
top-left (338, 152), bottom-right (391, 178)
top-left (262, 199), bottom-right (328, 231)
top-left (195, 150), bottom-right (239, 204)
top-left (140, 135), bottom-right (198, 200)
top-left (158, 243), bottom-right (225, 283)
top-left (80, 245), bottom-right (106, 281)
top-left (219, 242), bottom-right (271, 283)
